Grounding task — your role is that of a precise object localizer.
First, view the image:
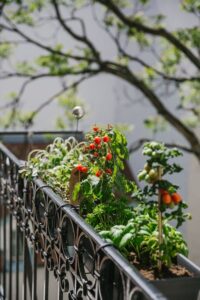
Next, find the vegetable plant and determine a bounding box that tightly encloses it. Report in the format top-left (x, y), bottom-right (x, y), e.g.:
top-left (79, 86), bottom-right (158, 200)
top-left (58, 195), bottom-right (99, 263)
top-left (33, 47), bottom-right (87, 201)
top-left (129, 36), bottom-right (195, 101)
top-left (100, 142), bottom-right (190, 274)
top-left (100, 203), bottom-right (188, 268)
top-left (21, 125), bottom-right (138, 229)
top-left (137, 142), bottom-right (190, 271)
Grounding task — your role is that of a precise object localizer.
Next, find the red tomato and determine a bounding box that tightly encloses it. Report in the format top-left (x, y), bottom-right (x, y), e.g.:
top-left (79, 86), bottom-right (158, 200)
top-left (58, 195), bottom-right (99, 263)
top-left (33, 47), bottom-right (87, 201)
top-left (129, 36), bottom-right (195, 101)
top-left (103, 135), bottom-right (110, 143)
top-left (171, 193), bottom-right (182, 204)
top-left (93, 126), bottom-right (99, 132)
top-left (94, 136), bottom-right (101, 145)
top-left (76, 164), bottom-right (83, 171)
top-left (89, 143), bottom-right (95, 150)
top-left (106, 153), bottom-right (112, 160)
top-left (95, 170), bottom-right (102, 177)
top-left (81, 166), bottom-right (88, 173)
top-left (160, 189), bottom-right (168, 195)
top-left (162, 193), bottom-right (172, 205)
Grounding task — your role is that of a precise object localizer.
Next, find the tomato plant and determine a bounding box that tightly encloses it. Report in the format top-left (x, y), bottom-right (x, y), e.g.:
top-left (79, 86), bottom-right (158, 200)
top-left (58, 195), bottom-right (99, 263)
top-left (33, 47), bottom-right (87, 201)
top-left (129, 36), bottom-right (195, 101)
top-left (99, 142), bottom-right (190, 273)
top-left (137, 142), bottom-right (190, 271)
top-left (21, 125), bottom-right (138, 229)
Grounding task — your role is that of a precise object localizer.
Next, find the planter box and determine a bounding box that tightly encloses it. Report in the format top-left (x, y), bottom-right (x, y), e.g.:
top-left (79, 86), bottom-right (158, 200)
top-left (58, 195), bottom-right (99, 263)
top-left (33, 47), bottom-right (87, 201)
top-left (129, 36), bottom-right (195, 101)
top-left (152, 254), bottom-right (200, 300)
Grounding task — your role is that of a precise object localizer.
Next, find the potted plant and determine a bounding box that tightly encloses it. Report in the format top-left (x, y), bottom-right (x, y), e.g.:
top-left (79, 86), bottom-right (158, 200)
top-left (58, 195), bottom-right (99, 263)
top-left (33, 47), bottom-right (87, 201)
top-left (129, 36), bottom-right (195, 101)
top-left (100, 141), bottom-right (200, 300)
top-left (139, 142), bottom-right (200, 300)
top-left (22, 125), bottom-right (136, 226)
top-left (21, 125), bottom-right (200, 300)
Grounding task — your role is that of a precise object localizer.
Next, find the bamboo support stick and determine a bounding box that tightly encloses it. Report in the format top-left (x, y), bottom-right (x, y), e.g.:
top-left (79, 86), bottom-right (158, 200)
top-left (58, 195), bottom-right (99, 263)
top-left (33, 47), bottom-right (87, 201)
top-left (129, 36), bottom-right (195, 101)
top-left (157, 166), bottom-right (163, 272)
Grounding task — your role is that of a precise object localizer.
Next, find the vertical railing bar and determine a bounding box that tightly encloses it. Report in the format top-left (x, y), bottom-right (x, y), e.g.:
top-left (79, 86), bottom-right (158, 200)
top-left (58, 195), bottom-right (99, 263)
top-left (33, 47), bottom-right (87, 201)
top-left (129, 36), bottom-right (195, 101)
top-left (24, 239), bottom-right (33, 299)
top-left (3, 196), bottom-right (7, 300)
top-left (31, 248), bottom-right (37, 300)
top-left (31, 188), bottom-right (37, 300)
top-left (0, 194), bottom-right (2, 288)
top-left (8, 213), bottom-right (13, 300)
top-left (58, 284), bottom-right (63, 300)
top-left (16, 225), bottom-right (20, 300)
top-left (43, 266), bottom-right (49, 300)
top-left (22, 233), bottom-right (27, 300)
top-left (26, 247), bottom-right (33, 295)
top-left (0, 152), bottom-right (1, 289)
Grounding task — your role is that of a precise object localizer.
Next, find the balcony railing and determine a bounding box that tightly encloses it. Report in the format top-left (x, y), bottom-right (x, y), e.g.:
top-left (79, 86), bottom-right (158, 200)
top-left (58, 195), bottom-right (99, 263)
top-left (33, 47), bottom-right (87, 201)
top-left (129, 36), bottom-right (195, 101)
top-left (0, 136), bottom-right (167, 300)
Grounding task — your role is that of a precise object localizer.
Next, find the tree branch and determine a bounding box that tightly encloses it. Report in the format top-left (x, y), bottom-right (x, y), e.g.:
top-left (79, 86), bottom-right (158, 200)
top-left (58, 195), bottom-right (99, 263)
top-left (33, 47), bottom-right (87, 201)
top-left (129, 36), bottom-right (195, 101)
top-left (102, 62), bottom-right (200, 158)
top-left (91, 6), bottom-right (200, 84)
top-left (51, 0), bottom-right (100, 61)
top-left (97, 0), bottom-right (200, 69)
top-left (0, 68), bottom-right (100, 80)
top-left (0, 16), bottom-right (97, 64)
top-left (117, 49), bottom-right (200, 83)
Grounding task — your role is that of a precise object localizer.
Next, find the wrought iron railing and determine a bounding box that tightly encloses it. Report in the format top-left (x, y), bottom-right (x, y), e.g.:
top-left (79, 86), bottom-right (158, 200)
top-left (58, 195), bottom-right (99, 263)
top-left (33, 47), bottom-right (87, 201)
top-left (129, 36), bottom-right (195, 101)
top-left (0, 141), bottom-right (167, 300)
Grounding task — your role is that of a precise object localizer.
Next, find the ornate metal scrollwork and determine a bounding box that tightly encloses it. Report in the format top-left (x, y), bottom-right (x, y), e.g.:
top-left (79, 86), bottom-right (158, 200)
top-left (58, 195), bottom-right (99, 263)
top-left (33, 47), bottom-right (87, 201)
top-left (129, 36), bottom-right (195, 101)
top-left (0, 143), bottom-right (164, 300)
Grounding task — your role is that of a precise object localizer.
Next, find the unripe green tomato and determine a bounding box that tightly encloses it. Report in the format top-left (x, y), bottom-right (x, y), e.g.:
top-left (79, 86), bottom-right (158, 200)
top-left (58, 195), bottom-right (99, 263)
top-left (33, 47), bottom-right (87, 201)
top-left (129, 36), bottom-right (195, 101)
top-left (142, 148), bottom-right (152, 156)
top-left (150, 142), bottom-right (160, 149)
top-left (144, 163), bottom-right (151, 172)
top-left (169, 202), bottom-right (175, 209)
top-left (149, 169), bottom-right (159, 180)
top-left (145, 174), bottom-right (150, 182)
top-left (152, 151), bottom-right (157, 157)
top-left (138, 170), bottom-right (147, 181)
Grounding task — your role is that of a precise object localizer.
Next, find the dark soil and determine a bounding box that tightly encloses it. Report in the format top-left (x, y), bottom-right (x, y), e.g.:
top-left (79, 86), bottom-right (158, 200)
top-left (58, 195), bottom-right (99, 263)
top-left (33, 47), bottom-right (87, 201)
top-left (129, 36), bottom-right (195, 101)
top-left (128, 252), bottom-right (194, 281)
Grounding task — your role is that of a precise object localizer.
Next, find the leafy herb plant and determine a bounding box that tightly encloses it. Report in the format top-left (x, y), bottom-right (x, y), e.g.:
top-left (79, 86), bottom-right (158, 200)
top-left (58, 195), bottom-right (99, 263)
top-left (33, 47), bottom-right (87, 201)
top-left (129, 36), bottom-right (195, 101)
top-left (100, 203), bottom-right (188, 268)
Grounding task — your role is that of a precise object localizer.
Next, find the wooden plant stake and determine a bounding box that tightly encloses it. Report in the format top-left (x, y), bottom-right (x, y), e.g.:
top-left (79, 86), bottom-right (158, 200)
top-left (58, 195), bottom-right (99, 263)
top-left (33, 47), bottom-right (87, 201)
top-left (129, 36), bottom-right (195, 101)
top-left (157, 165), bottom-right (163, 272)
top-left (69, 168), bottom-right (81, 206)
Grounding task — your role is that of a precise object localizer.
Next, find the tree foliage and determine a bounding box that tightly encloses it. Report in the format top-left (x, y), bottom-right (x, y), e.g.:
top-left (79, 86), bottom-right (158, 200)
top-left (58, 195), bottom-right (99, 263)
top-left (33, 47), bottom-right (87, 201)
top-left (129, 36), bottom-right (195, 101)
top-left (0, 0), bottom-right (200, 158)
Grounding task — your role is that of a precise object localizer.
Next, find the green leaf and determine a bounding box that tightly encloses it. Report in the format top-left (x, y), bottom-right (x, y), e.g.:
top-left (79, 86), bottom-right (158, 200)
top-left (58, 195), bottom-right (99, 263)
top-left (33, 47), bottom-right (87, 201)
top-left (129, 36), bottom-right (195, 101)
top-left (119, 232), bottom-right (133, 248)
top-left (0, 43), bottom-right (12, 59)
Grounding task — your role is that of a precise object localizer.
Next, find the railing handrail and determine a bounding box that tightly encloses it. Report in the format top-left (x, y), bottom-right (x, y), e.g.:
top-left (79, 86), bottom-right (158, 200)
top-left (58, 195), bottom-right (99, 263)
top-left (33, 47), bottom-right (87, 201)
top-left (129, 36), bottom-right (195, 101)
top-left (0, 142), bottom-right (22, 167)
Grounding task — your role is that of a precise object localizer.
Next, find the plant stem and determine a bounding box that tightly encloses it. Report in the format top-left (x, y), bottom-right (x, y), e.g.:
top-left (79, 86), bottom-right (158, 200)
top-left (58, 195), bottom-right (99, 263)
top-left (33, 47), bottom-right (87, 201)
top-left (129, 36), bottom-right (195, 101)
top-left (157, 166), bottom-right (163, 272)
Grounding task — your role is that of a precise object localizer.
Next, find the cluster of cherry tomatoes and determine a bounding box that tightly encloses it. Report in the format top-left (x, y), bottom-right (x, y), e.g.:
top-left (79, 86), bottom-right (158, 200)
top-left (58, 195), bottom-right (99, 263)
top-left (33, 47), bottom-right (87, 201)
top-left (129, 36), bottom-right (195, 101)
top-left (76, 126), bottom-right (113, 177)
top-left (138, 162), bottom-right (183, 209)
top-left (138, 163), bottom-right (160, 183)
top-left (160, 190), bottom-right (182, 207)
